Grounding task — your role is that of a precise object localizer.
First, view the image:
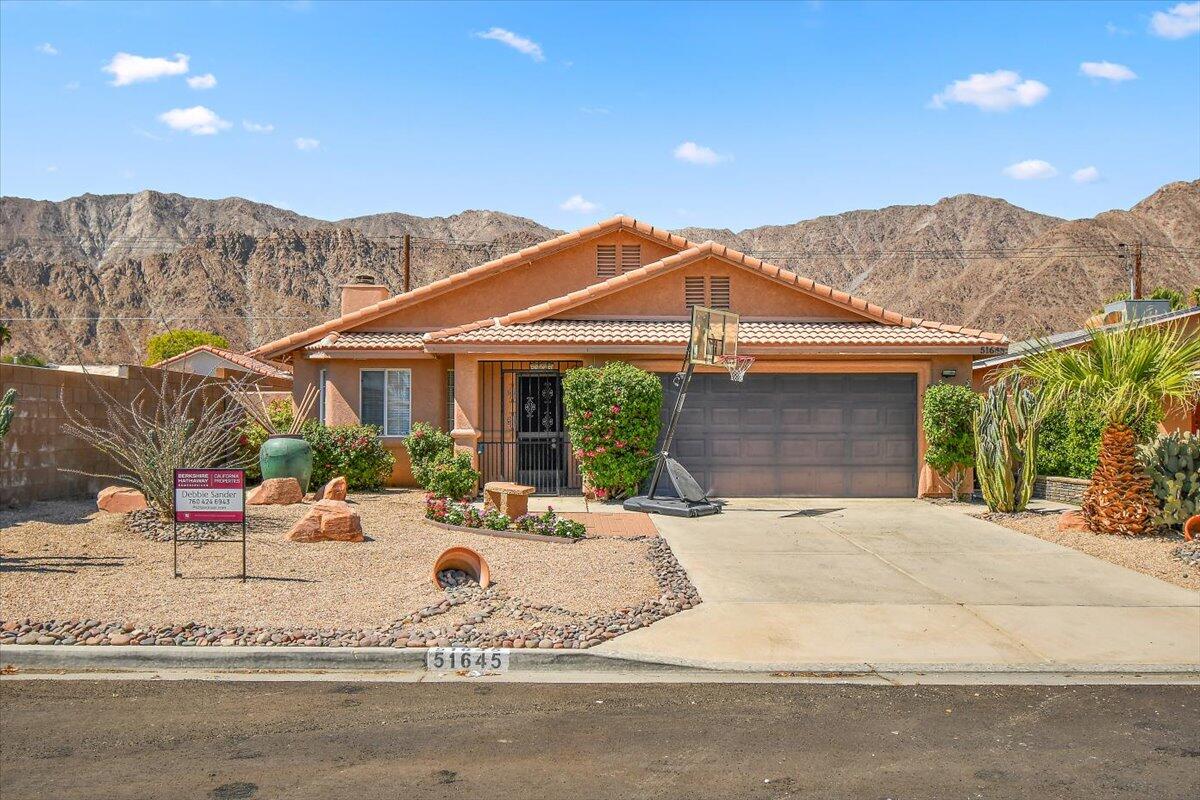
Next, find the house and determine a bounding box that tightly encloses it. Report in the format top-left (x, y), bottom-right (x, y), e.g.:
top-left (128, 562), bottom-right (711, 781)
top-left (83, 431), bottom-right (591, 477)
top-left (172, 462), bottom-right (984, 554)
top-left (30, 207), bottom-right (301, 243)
top-left (155, 344), bottom-right (293, 391)
top-left (249, 216), bottom-right (1008, 497)
top-left (973, 301), bottom-right (1200, 434)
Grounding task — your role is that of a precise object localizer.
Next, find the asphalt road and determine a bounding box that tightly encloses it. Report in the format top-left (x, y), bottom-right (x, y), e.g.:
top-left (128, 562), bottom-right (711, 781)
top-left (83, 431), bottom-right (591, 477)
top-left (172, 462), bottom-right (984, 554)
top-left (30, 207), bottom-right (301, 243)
top-left (1, 681), bottom-right (1198, 799)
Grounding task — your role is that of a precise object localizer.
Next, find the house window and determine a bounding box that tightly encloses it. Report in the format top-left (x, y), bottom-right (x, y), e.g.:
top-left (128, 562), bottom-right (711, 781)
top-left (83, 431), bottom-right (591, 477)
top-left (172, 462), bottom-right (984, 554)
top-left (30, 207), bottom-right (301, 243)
top-left (596, 245), bottom-right (617, 278)
top-left (620, 244), bottom-right (641, 273)
top-left (359, 368), bottom-right (411, 436)
top-left (684, 276), bottom-right (731, 310)
top-left (446, 369), bottom-right (455, 431)
top-left (318, 369), bottom-right (328, 424)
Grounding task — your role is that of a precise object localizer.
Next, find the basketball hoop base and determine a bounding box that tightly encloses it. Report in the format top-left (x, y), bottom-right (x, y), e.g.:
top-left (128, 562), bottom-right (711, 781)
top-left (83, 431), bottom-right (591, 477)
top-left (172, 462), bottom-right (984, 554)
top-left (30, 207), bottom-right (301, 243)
top-left (622, 495), bottom-right (722, 517)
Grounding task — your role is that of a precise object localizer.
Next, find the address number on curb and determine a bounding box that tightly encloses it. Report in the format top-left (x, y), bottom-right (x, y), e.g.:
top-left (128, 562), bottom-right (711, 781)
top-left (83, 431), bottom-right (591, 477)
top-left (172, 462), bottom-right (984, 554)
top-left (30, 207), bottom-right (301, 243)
top-left (426, 648), bottom-right (509, 672)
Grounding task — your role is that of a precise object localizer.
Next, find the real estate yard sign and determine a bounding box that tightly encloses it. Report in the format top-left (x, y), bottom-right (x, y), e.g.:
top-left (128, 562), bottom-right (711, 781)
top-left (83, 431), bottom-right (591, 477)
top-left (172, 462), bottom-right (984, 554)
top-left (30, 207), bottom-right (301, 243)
top-left (172, 469), bottom-right (247, 582)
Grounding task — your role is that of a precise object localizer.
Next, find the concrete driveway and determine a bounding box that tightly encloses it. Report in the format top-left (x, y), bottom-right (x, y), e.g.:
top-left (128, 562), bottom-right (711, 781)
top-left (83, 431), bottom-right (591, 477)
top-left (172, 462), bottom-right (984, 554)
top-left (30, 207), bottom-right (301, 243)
top-left (596, 500), bottom-right (1200, 671)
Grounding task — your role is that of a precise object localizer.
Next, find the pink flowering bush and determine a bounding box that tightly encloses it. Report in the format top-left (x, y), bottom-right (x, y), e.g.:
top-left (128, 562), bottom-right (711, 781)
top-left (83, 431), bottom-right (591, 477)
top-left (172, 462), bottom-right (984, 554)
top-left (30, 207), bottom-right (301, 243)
top-left (563, 362), bottom-right (662, 499)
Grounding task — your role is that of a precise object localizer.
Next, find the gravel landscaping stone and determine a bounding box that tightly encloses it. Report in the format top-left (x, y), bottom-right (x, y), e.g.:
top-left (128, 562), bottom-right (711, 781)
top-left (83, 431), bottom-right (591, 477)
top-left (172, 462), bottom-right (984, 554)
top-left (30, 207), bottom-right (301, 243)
top-left (0, 491), bottom-right (700, 650)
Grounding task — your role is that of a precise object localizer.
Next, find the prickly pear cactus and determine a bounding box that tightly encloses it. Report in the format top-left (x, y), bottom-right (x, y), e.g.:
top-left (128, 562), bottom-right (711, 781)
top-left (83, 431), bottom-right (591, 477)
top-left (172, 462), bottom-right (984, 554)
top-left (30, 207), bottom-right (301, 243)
top-left (0, 388), bottom-right (15, 439)
top-left (1140, 432), bottom-right (1200, 529)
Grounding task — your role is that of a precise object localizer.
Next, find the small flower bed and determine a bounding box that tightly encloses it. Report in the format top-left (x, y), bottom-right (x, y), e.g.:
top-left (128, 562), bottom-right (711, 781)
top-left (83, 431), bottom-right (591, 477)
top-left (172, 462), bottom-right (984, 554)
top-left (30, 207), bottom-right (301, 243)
top-left (425, 495), bottom-right (584, 539)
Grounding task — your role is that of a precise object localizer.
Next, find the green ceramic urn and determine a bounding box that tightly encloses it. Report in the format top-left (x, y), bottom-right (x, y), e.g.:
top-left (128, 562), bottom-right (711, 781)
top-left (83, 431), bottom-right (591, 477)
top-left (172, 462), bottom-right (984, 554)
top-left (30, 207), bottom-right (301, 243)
top-left (259, 434), bottom-right (313, 493)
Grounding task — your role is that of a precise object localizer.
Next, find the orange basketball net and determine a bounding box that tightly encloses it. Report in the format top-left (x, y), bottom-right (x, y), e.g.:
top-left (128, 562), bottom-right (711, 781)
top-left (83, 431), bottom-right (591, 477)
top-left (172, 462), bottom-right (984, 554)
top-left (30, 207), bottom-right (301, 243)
top-left (716, 353), bottom-right (755, 382)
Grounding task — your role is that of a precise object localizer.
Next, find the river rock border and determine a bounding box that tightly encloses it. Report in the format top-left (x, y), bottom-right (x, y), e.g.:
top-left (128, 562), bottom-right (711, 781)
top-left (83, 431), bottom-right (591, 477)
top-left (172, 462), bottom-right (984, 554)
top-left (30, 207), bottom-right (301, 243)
top-left (0, 539), bottom-right (699, 650)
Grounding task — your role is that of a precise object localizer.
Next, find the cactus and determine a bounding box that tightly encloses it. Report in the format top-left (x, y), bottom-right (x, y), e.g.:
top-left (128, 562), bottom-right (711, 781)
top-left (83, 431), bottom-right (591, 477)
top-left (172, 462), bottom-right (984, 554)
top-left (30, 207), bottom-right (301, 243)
top-left (1140, 431), bottom-right (1200, 530)
top-left (974, 376), bottom-right (1043, 513)
top-left (0, 388), bottom-right (15, 439)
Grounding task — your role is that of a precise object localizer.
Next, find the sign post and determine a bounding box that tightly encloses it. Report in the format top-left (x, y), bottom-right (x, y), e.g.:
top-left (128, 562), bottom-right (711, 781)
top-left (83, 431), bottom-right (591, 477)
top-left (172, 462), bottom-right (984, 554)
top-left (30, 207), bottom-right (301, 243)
top-left (173, 468), bottom-right (247, 582)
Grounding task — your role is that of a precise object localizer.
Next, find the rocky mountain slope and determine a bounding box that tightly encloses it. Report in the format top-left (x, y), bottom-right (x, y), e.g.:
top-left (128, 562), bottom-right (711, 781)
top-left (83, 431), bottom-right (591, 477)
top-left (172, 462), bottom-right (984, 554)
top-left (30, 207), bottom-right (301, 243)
top-left (1, 182), bottom-right (1196, 362)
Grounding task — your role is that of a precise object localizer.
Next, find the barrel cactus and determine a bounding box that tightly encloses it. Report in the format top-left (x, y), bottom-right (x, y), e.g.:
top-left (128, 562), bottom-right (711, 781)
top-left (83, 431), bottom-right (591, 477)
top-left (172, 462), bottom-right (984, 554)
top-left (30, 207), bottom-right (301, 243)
top-left (1140, 432), bottom-right (1199, 530)
top-left (974, 375), bottom-right (1043, 513)
top-left (0, 388), bottom-right (15, 439)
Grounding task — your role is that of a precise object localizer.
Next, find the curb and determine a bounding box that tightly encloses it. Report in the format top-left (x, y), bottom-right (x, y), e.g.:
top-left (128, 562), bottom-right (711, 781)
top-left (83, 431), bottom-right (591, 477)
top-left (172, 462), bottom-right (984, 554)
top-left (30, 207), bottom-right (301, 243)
top-left (3, 644), bottom-right (1198, 677)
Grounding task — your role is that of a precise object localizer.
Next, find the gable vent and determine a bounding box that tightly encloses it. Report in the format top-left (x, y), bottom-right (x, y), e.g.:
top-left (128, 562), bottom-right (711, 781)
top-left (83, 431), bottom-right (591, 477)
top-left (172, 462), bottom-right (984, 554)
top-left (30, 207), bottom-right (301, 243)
top-left (596, 245), bottom-right (617, 278)
top-left (620, 244), bottom-right (642, 273)
top-left (684, 276), bottom-right (707, 309)
top-left (709, 276), bottom-right (731, 309)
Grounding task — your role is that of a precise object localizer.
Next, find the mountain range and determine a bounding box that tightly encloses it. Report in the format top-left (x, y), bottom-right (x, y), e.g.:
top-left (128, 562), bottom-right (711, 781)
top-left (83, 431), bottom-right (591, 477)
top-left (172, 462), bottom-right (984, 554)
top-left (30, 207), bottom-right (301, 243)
top-left (1, 180), bottom-right (1196, 363)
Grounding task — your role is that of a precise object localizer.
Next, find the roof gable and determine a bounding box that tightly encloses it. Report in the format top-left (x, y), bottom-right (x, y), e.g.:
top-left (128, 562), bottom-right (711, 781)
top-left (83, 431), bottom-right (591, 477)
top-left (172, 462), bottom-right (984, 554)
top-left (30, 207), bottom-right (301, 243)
top-left (157, 345), bottom-right (292, 379)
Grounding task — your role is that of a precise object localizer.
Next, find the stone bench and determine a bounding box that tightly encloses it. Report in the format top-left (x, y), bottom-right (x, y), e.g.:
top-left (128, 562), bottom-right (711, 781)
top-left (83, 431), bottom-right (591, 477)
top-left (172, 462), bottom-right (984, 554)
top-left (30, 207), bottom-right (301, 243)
top-left (483, 481), bottom-right (536, 518)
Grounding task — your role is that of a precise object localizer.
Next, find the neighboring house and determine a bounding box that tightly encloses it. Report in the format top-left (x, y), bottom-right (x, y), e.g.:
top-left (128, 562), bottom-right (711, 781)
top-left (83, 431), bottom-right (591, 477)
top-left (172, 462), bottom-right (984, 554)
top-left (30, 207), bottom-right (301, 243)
top-left (973, 301), bottom-right (1200, 434)
top-left (155, 345), bottom-right (293, 390)
top-left (250, 216), bottom-right (1008, 497)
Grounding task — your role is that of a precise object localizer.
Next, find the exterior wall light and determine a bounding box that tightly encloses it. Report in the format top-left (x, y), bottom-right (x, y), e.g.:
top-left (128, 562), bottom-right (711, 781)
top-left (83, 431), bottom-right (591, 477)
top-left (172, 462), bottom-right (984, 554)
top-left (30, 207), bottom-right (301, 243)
top-left (941, 369), bottom-right (957, 379)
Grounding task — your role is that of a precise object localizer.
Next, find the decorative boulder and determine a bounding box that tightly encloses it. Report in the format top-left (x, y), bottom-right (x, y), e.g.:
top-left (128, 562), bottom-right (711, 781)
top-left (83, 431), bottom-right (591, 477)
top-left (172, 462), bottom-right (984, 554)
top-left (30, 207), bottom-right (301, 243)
top-left (285, 499), bottom-right (364, 542)
top-left (247, 477), bottom-right (304, 506)
top-left (97, 486), bottom-right (148, 513)
top-left (1057, 510), bottom-right (1090, 533)
top-left (314, 476), bottom-right (348, 502)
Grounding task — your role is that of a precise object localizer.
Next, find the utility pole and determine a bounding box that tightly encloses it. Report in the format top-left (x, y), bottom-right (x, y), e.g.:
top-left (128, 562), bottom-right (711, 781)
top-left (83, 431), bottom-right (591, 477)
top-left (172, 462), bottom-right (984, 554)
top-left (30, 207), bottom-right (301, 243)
top-left (1117, 243), bottom-right (1130, 298)
top-left (1132, 241), bottom-right (1143, 300)
top-left (403, 233), bottom-right (411, 294)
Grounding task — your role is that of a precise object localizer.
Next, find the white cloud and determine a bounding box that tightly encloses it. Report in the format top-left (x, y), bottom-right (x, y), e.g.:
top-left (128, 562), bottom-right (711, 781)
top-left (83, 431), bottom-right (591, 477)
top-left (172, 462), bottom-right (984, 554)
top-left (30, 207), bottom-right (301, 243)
top-left (294, 137), bottom-right (320, 151)
top-left (1080, 61), bottom-right (1137, 81)
top-left (673, 141), bottom-right (729, 165)
top-left (929, 69), bottom-right (1049, 112)
top-left (104, 52), bottom-right (189, 86)
top-left (559, 194), bottom-right (599, 213)
top-left (243, 120), bottom-right (274, 133)
top-left (157, 106), bottom-right (230, 135)
top-left (64, 81), bottom-right (80, 91)
top-left (186, 73), bottom-right (217, 90)
top-left (1105, 21), bottom-right (1132, 36)
top-left (36, 43), bottom-right (58, 56)
top-left (46, 165), bottom-right (58, 172)
top-left (474, 27), bottom-right (544, 61)
top-left (1150, 2), bottom-right (1200, 38)
top-left (1003, 159), bottom-right (1058, 180)
top-left (1072, 166), bottom-right (1101, 183)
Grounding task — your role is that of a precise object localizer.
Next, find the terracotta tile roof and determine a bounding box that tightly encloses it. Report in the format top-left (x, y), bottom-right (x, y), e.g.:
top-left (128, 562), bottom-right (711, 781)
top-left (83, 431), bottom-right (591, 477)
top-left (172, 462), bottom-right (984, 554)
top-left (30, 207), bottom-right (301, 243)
top-left (426, 241), bottom-right (1008, 344)
top-left (303, 331), bottom-right (426, 351)
top-left (248, 215), bottom-right (699, 358)
top-left (428, 319), bottom-right (1005, 348)
top-left (156, 345), bottom-right (292, 379)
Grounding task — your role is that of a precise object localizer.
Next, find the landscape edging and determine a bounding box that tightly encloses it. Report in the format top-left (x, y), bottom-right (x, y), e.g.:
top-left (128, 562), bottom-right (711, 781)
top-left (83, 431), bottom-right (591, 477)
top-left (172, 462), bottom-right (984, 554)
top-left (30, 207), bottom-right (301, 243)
top-left (422, 518), bottom-right (578, 544)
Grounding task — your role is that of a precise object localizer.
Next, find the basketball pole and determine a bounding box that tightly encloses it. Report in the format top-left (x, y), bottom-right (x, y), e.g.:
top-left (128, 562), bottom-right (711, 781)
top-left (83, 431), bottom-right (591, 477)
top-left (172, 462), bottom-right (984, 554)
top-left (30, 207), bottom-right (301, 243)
top-left (646, 353), bottom-right (696, 500)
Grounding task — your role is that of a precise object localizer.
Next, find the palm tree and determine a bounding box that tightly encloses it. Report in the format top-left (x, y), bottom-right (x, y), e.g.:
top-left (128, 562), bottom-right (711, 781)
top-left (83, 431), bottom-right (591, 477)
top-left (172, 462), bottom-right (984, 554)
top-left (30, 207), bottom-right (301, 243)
top-left (1015, 324), bottom-right (1200, 534)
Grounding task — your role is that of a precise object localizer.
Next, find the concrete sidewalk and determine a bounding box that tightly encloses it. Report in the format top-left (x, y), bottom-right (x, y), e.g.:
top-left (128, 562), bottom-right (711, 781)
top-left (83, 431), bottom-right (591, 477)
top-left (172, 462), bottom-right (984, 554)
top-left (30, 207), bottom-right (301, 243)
top-left (596, 499), bottom-right (1200, 671)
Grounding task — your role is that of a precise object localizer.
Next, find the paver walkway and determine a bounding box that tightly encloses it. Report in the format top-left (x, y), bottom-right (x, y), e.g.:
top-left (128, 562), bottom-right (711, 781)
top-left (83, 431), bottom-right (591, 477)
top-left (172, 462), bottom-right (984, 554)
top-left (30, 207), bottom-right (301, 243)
top-left (596, 499), bottom-right (1200, 671)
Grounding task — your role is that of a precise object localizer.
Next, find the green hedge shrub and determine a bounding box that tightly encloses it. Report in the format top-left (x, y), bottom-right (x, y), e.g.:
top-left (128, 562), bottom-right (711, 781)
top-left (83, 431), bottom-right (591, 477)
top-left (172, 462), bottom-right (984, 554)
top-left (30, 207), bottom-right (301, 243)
top-left (562, 362), bottom-right (663, 499)
top-left (145, 329), bottom-right (228, 365)
top-left (401, 422), bottom-right (454, 487)
top-left (921, 383), bottom-right (978, 501)
top-left (1036, 399), bottom-right (1161, 480)
top-left (425, 450), bottom-right (480, 501)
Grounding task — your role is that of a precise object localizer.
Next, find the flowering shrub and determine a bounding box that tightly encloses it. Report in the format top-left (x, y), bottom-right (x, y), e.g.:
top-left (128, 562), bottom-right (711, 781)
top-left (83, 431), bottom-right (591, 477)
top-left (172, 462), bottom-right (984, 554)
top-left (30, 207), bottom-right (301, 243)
top-left (482, 509), bottom-right (511, 531)
top-left (562, 362), bottom-right (663, 499)
top-left (425, 450), bottom-right (480, 501)
top-left (304, 422), bottom-right (396, 490)
top-left (513, 508), bottom-right (587, 539)
top-left (402, 422), bottom-right (454, 487)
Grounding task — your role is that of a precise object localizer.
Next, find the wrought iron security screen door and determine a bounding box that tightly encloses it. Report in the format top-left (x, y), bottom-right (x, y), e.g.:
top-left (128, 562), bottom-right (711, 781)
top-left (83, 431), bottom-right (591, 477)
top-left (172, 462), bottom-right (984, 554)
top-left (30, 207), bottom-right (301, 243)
top-left (516, 373), bottom-right (565, 492)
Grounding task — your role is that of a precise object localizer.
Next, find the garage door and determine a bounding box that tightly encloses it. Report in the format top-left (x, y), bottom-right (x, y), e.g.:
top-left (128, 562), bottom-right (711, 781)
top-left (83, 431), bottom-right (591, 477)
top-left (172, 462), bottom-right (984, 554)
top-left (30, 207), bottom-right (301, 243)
top-left (664, 373), bottom-right (918, 497)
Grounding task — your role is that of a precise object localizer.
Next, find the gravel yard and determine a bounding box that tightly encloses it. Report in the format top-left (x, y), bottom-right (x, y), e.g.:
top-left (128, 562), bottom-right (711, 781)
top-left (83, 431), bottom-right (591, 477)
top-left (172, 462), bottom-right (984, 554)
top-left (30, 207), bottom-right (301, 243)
top-left (0, 490), bottom-right (697, 648)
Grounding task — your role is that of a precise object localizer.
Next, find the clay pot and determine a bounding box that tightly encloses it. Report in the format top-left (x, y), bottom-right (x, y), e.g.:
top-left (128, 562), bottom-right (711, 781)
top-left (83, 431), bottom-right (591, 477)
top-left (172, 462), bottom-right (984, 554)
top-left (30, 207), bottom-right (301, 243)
top-left (1185, 514), bottom-right (1200, 543)
top-left (259, 434), bottom-right (313, 494)
top-left (432, 546), bottom-right (491, 590)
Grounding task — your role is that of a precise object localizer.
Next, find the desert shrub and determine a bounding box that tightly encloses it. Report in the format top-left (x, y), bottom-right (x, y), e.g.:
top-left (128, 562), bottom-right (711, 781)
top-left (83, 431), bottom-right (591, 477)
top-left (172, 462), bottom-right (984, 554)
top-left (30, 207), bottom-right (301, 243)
top-left (145, 329), bottom-right (229, 365)
top-left (562, 362), bottom-right (663, 499)
top-left (304, 422), bottom-right (396, 490)
top-left (922, 383), bottom-right (978, 501)
top-left (514, 508), bottom-right (586, 539)
top-left (1139, 432), bottom-right (1200, 530)
top-left (1036, 399), bottom-right (1161, 480)
top-left (235, 398), bottom-right (295, 482)
top-left (424, 450), bottom-right (480, 501)
top-left (402, 422), bottom-right (454, 487)
top-left (1, 352), bottom-right (48, 366)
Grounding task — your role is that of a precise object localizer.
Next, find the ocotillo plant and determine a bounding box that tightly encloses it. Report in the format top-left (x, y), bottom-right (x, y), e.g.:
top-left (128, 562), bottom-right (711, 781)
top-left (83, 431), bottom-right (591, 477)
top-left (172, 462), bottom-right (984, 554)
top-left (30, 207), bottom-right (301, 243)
top-left (0, 388), bottom-right (16, 439)
top-left (973, 375), bottom-right (1042, 513)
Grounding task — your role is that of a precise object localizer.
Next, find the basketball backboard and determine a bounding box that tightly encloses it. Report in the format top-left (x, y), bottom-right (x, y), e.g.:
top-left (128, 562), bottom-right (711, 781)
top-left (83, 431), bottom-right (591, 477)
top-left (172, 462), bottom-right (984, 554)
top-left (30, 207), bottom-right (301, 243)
top-left (689, 306), bottom-right (739, 365)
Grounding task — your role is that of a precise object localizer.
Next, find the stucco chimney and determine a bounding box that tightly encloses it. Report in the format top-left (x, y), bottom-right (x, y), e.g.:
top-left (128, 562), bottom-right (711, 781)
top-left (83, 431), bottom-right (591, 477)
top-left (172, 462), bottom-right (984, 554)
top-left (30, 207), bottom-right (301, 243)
top-left (340, 275), bottom-right (390, 315)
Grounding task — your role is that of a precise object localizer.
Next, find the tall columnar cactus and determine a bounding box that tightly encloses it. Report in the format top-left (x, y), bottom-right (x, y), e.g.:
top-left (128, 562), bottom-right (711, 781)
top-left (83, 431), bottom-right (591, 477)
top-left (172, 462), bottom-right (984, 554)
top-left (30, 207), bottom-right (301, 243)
top-left (0, 388), bottom-right (16, 439)
top-left (974, 376), bottom-right (1042, 513)
top-left (1140, 432), bottom-right (1200, 530)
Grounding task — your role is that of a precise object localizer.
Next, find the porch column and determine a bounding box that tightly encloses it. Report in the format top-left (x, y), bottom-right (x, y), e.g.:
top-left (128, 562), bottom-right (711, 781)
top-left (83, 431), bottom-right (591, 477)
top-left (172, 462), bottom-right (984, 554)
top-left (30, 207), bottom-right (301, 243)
top-left (451, 353), bottom-right (481, 469)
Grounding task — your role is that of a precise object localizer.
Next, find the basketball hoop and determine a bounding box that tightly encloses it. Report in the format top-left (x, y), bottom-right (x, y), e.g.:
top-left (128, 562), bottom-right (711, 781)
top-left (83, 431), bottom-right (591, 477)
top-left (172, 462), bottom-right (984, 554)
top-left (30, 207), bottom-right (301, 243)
top-left (716, 354), bottom-right (755, 382)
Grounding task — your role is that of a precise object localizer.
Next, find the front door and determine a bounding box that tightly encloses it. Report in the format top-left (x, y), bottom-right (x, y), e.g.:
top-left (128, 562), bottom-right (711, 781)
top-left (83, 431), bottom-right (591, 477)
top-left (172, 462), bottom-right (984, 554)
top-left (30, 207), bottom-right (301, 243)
top-left (516, 373), bottom-right (565, 493)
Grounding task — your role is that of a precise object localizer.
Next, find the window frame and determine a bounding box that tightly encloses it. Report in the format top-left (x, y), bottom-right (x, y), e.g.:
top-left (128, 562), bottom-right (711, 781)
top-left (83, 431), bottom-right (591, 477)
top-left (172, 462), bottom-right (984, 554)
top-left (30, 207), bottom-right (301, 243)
top-left (358, 367), bottom-right (412, 438)
top-left (317, 368), bottom-right (328, 425)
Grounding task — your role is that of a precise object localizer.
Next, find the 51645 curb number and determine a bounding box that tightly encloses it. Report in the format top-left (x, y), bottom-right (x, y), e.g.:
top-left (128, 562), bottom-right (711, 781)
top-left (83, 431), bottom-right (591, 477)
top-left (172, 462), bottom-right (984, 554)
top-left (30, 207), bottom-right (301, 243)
top-left (426, 648), bottom-right (509, 672)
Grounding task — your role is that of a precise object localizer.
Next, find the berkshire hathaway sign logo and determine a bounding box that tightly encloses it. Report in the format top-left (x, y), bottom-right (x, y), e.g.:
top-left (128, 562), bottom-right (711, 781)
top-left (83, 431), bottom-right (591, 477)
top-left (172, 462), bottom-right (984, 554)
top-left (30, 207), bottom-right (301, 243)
top-left (173, 469), bottom-right (246, 523)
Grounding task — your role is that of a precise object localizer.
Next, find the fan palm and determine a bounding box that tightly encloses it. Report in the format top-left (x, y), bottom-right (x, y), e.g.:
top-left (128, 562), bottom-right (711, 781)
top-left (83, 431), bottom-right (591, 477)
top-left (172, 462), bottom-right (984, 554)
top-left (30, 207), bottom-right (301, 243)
top-left (1015, 324), bottom-right (1200, 534)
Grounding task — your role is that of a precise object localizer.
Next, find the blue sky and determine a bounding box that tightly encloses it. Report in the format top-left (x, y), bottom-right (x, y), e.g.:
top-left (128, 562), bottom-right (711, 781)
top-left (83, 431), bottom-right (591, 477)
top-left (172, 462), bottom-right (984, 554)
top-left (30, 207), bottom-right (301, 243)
top-left (1, 0), bottom-right (1197, 230)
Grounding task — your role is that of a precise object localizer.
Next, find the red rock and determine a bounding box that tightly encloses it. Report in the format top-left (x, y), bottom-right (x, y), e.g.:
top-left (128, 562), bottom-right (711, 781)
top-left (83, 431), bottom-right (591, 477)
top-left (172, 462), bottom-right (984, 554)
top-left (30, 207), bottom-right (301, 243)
top-left (247, 477), bottom-right (303, 506)
top-left (285, 499), bottom-right (364, 542)
top-left (1057, 510), bottom-right (1090, 532)
top-left (97, 486), bottom-right (148, 513)
top-left (314, 476), bottom-right (348, 502)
